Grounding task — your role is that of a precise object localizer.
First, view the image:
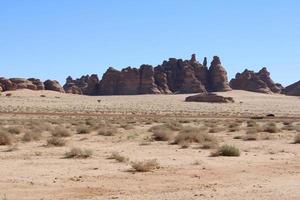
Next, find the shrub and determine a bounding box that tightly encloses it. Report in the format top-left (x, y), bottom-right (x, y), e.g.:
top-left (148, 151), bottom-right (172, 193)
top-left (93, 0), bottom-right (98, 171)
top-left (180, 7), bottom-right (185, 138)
top-left (212, 145), bottom-right (240, 157)
top-left (173, 127), bottom-right (217, 146)
top-left (131, 159), bottom-right (160, 172)
top-left (243, 134), bottom-right (258, 141)
top-left (120, 124), bottom-right (134, 130)
top-left (148, 122), bottom-right (183, 133)
top-left (152, 129), bottom-right (175, 141)
top-left (228, 123), bottom-right (241, 132)
top-left (7, 127), bottom-right (22, 135)
top-left (263, 123), bottom-right (280, 133)
top-left (52, 127), bottom-right (72, 137)
top-left (22, 132), bottom-right (42, 142)
top-left (47, 137), bottom-right (66, 147)
top-left (0, 131), bottom-right (14, 145)
top-left (108, 152), bottom-right (129, 163)
top-left (294, 134), bottom-right (300, 144)
top-left (76, 126), bottom-right (91, 134)
top-left (209, 127), bottom-right (223, 133)
top-left (65, 147), bottom-right (93, 159)
top-left (233, 135), bottom-right (242, 139)
top-left (98, 126), bottom-right (117, 136)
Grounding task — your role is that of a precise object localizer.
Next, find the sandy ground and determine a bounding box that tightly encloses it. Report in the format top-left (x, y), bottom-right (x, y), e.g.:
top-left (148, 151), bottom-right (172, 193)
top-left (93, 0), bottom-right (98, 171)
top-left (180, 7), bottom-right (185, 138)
top-left (0, 89), bottom-right (300, 117)
top-left (0, 90), bottom-right (299, 200)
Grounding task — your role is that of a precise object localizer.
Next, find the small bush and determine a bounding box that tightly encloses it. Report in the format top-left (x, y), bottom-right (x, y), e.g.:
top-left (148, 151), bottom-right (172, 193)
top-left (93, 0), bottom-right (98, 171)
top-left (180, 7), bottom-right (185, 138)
top-left (52, 127), bottom-right (72, 137)
top-left (22, 132), bottom-right (42, 142)
top-left (152, 129), bottom-right (175, 141)
top-left (120, 124), bottom-right (134, 130)
top-left (263, 123), bottom-right (280, 133)
top-left (148, 122), bottom-right (183, 133)
top-left (243, 134), bottom-right (258, 141)
top-left (7, 127), bottom-right (22, 135)
top-left (98, 126), bottom-right (117, 136)
top-left (76, 126), bottom-right (91, 134)
top-left (294, 134), bottom-right (300, 144)
top-left (108, 152), bottom-right (129, 163)
top-left (131, 159), bottom-right (160, 172)
top-left (233, 135), bottom-right (242, 139)
top-left (212, 145), bottom-right (240, 157)
top-left (209, 127), bottom-right (223, 133)
top-left (47, 137), bottom-right (66, 147)
top-left (65, 147), bottom-right (93, 159)
top-left (228, 123), bottom-right (241, 132)
top-left (0, 132), bottom-right (14, 145)
top-left (173, 127), bottom-right (217, 147)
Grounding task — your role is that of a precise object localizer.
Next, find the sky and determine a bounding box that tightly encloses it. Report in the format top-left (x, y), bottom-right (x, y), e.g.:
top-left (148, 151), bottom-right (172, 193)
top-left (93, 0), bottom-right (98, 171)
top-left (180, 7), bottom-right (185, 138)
top-left (0, 0), bottom-right (299, 86)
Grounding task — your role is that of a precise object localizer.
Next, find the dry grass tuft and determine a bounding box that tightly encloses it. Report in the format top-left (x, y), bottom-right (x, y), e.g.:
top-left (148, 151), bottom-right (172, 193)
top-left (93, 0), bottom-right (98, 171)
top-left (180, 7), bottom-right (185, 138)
top-left (22, 131), bottom-right (42, 142)
top-left (294, 134), bottom-right (300, 144)
top-left (65, 147), bottom-right (93, 159)
top-left (152, 129), bottom-right (175, 141)
top-left (131, 159), bottom-right (160, 172)
top-left (211, 145), bottom-right (240, 157)
top-left (76, 126), bottom-right (92, 134)
top-left (0, 131), bottom-right (14, 145)
top-left (173, 127), bottom-right (218, 149)
top-left (52, 127), bottom-right (72, 137)
top-left (7, 127), bottom-right (23, 135)
top-left (108, 152), bottom-right (129, 163)
top-left (98, 126), bottom-right (117, 136)
top-left (47, 137), bottom-right (66, 147)
top-left (263, 123), bottom-right (280, 133)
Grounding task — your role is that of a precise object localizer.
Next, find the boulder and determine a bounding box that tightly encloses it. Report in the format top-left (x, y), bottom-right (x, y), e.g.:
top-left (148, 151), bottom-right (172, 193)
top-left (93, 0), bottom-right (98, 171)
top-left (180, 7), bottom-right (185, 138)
top-left (185, 93), bottom-right (234, 103)
top-left (282, 81), bottom-right (300, 96)
top-left (44, 80), bottom-right (65, 93)
top-left (208, 56), bottom-right (232, 92)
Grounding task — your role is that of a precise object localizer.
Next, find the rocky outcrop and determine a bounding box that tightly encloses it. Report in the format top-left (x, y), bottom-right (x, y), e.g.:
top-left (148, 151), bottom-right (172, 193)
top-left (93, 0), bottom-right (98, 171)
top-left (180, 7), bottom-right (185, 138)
top-left (139, 65), bottom-right (160, 94)
top-left (208, 56), bottom-right (232, 92)
top-left (230, 68), bottom-right (282, 94)
top-left (44, 80), bottom-right (64, 93)
top-left (282, 81), bottom-right (300, 96)
top-left (63, 75), bottom-right (99, 95)
top-left (0, 78), bottom-right (17, 91)
top-left (0, 77), bottom-right (44, 91)
top-left (185, 93), bottom-right (234, 103)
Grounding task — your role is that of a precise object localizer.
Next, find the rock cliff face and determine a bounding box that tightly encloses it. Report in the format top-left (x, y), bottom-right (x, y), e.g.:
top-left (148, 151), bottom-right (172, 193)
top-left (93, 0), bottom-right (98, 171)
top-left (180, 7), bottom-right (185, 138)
top-left (63, 54), bottom-right (231, 95)
top-left (282, 81), bottom-right (300, 96)
top-left (0, 77), bottom-right (45, 91)
top-left (230, 68), bottom-right (282, 94)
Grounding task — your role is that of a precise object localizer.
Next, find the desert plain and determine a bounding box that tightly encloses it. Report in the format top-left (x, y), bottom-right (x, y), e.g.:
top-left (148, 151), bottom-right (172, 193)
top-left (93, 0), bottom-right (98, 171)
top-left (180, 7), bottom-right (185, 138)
top-left (0, 89), bottom-right (299, 200)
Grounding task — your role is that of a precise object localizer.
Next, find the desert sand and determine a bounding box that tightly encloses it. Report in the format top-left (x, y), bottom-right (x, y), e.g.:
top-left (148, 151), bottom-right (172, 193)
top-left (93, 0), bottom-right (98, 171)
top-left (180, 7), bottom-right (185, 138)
top-left (0, 90), bottom-right (299, 200)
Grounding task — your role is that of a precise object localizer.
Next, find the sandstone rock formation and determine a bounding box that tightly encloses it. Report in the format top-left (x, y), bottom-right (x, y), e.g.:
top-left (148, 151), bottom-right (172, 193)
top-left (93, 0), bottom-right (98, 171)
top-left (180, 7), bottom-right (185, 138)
top-left (63, 54), bottom-right (232, 95)
top-left (185, 93), bottom-right (234, 103)
top-left (230, 68), bottom-right (282, 94)
top-left (208, 56), bottom-right (232, 92)
top-left (44, 80), bottom-right (64, 93)
top-left (282, 81), bottom-right (300, 96)
top-left (0, 54), bottom-right (234, 95)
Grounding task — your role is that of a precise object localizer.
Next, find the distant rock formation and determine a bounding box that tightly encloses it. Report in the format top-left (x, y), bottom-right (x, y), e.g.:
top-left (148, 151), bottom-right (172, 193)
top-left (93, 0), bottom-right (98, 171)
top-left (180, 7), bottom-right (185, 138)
top-left (63, 54), bottom-right (230, 95)
top-left (44, 80), bottom-right (64, 93)
top-left (185, 93), bottom-right (234, 103)
top-left (229, 68), bottom-right (282, 94)
top-left (282, 81), bottom-right (300, 96)
top-left (0, 77), bottom-right (45, 92)
top-left (208, 56), bottom-right (232, 92)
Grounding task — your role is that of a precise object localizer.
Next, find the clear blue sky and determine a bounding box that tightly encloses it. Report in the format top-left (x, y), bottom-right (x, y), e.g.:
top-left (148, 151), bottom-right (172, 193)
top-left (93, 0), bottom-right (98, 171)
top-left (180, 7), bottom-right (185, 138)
top-left (0, 0), bottom-right (299, 86)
